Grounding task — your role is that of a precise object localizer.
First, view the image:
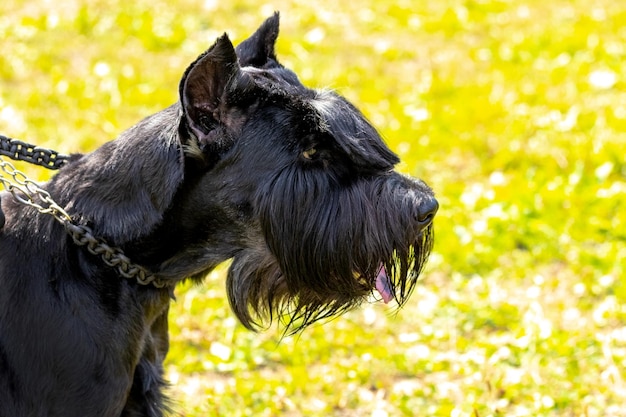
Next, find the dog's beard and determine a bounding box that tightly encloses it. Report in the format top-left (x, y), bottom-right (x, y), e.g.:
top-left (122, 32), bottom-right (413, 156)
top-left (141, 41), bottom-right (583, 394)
top-left (226, 225), bottom-right (433, 335)
top-left (225, 169), bottom-right (435, 334)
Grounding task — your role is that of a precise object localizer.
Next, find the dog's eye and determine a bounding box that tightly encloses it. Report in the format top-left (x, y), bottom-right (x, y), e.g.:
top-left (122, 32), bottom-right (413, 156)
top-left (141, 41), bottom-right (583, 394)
top-left (302, 148), bottom-right (317, 160)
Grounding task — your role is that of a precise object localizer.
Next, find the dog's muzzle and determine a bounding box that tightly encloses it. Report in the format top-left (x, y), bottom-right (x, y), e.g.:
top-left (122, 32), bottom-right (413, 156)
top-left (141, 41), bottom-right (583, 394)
top-left (372, 174), bottom-right (437, 304)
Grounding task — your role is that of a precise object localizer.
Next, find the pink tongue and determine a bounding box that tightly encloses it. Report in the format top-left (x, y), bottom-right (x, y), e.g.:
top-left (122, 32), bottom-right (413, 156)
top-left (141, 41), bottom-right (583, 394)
top-left (375, 266), bottom-right (394, 304)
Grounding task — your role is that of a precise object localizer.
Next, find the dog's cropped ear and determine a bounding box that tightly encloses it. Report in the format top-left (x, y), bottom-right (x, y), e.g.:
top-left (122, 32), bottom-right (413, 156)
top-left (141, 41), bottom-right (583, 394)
top-left (179, 34), bottom-right (255, 145)
top-left (235, 12), bottom-right (281, 68)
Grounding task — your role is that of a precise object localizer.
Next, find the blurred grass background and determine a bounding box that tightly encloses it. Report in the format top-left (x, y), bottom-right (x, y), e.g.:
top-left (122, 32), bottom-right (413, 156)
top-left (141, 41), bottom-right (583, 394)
top-left (1, 0), bottom-right (625, 416)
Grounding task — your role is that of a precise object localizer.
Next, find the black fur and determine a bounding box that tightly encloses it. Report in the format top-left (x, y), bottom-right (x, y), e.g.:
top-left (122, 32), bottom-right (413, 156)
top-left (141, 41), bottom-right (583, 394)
top-left (0, 13), bottom-right (437, 416)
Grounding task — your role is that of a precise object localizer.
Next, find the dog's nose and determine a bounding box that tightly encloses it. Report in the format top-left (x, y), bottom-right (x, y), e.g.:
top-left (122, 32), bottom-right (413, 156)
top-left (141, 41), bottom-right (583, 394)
top-left (417, 197), bottom-right (438, 226)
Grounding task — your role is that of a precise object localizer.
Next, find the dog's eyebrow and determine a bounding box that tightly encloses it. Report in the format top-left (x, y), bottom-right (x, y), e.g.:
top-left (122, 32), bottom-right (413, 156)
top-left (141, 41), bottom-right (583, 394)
top-left (310, 89), bottom-right (337, 119)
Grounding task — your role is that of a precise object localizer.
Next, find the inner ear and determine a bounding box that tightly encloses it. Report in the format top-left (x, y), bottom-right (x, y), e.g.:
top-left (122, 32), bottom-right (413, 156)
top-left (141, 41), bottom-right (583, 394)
top-left (179, 34), bottom-right (253, 144)
top-left (235, 12), bottom-right (281, 68)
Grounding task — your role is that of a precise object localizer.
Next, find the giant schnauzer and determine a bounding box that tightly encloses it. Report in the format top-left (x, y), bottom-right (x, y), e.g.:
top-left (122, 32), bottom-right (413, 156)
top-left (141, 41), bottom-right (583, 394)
top-left (0, 14), bottom-right (437, 416)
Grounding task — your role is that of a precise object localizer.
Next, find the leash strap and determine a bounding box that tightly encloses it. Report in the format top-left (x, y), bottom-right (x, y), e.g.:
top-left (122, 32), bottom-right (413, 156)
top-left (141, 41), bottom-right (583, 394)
top-left (0, 134), bottom-right (165, 288)
top-left (0, 135), bottom-right (69, 170)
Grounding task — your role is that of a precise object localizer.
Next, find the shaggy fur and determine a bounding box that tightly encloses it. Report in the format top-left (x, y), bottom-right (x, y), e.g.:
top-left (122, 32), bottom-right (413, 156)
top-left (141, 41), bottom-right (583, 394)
top-left (0, 14), bottom-right (437, 416)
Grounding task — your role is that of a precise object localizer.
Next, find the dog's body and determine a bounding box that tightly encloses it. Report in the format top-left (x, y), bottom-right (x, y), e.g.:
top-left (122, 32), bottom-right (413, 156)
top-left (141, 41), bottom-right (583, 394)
top-left (0, 15), bottom-right (437, 416)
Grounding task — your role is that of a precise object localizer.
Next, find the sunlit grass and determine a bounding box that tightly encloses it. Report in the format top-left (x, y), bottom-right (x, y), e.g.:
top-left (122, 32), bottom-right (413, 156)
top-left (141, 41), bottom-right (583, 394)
top-left (1, 0), bottom-right (625, 415)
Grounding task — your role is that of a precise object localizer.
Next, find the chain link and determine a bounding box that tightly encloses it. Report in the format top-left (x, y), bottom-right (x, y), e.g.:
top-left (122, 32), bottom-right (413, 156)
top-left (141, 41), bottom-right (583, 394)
top-left (63, 222), bottom-right (165, 287)
top-left (0, 159), bottom-right (72, 221)
top-left (0, 137), bottom-right (165, 288)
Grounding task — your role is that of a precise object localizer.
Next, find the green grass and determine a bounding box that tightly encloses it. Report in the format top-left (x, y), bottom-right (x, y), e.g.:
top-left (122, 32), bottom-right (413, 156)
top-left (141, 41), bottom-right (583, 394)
top-left (1, 0), bottom-right (625, 415)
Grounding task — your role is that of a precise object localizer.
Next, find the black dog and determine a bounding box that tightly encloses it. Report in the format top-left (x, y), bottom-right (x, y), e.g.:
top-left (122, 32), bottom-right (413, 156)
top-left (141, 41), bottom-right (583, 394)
top-left (0, 14), bottom-right (437, 416)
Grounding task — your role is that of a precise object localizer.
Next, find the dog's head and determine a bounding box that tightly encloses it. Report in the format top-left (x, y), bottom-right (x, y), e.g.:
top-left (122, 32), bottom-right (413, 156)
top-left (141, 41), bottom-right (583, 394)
top-left (173, 14), bottom-right (437, 332)
top-left (59, 14), bottom-right (437, 333)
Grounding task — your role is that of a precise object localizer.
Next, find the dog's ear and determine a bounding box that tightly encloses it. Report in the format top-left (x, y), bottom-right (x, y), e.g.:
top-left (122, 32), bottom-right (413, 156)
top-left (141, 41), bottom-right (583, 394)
top-left (235, 12), bottom-right (281, 68)
top-left (179, 34), bottom-right (255, 144)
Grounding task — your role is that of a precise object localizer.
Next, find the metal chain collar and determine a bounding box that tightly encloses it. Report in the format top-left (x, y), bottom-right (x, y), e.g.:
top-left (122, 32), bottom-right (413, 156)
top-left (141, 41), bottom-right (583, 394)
top-left (0, 135), bottom-right (165, 288)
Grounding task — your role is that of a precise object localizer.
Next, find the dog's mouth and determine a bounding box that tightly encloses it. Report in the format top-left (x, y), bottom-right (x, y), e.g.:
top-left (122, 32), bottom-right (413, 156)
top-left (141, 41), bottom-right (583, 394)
top-left (369, 223), bottom-right (435, 306)
top-left (375, 265), bottom-right (394, 304)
